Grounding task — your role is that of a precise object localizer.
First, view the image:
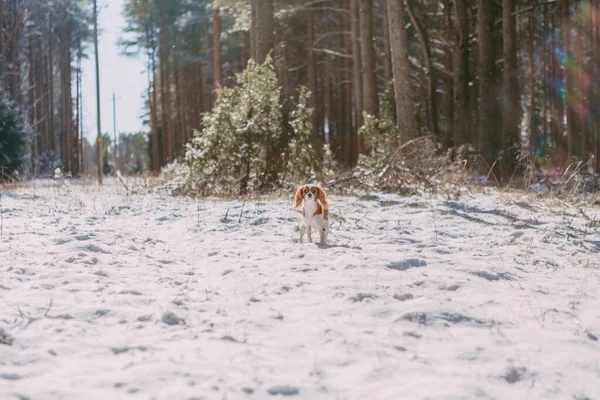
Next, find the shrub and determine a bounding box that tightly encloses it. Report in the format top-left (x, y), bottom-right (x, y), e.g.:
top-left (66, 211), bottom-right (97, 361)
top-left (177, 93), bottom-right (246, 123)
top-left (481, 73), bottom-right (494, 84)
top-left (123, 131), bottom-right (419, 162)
top-left (169, 56), bottom-right (317, 196)
top-left (0, 92), bottom-right (26, 180)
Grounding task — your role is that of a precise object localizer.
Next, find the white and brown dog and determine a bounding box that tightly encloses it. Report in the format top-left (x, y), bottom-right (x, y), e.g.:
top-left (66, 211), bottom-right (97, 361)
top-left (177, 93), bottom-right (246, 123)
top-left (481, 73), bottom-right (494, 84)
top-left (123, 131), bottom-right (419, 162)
top-left (293, 184), bottom-right (330, 245)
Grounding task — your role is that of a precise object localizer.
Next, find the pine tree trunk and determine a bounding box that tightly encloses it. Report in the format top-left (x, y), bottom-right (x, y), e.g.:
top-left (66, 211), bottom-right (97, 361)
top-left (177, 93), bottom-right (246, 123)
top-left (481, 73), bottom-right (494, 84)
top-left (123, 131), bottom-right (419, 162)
top-left (280, 29), bottom-right (289, 94)
top-left (48, 11), bottom-right (59, 155)
top-left (148, 40), bottom-right (160, 173)
top-left (93, 0), bottom-right (103, 184)
top-left (159, 2), bottom-right (173, 161)
top-left (10, 0), bottom-right (19, 106)
top-left (575, 7), bottom-right (586, 160)
top-left (48, 10), bottom-right (55, 155)
top-left (405, 0), bottom-right (437, 138)
top-left (78, 38), bottom-right (84, 174)
top-left (477, 0), bottom-right (493, 161)
top-left (453, 0), bottom-right (470, 147)
top-left (36, 38), bottom-right (45, 155)
top-left (382, 0), bottom-right (393, 83)
top-left (28, 34), bottom-right (36, 160)
top-left (443, 0), bottom-right (454, 147)
top-left (307, 10), bottom-right (318, 139)
top-left (349, 0), bottom-right (363, 155)
top-left (387, 0), bottom-right (416, 142)
top-left (529, 4), bottom-right (536, 155)
top-left (550, 8), bottom-right (564, 152)
top-left (63, 7), bottom-right (73, 175)
top-left (594, 0), bottom-right (600, 172)
top-left (0, 0), bottom-right (4, 73)
top-left (212, 7), bottom-right (222, 91)
top-left (252, 0), bottom-right (273, 64)
top-left (324, 63), bottom-right (332, 145)
top-left (563, 0), bottom-right (574, 161)
top-left (542, 3), bottom-right (549, 149)
top-left (359, 0), bottom-right (378, 117)
top-left (250, 0), bottom-right (257, 61)
top-left (502, 0), bottom-right (520, 176)
top-left (75, 42), bottom-right (81, 176)
top-left (172, 47), bottom-right (184, 153)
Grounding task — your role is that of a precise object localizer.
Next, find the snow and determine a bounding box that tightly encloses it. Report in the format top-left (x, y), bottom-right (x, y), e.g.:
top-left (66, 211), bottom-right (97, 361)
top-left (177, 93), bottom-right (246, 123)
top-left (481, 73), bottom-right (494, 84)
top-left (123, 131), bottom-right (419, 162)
top-left (1, 178), bottom-right (599, 399)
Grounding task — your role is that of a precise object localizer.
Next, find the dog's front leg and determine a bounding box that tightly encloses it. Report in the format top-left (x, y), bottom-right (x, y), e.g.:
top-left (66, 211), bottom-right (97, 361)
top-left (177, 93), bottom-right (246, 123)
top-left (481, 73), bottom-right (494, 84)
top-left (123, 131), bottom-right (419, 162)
top-left (307, 226), bottom-right (312, 242)
top-left (319, 222), bottom-right (328, 245)
top-left (300, 224), bottom-right (306, 243)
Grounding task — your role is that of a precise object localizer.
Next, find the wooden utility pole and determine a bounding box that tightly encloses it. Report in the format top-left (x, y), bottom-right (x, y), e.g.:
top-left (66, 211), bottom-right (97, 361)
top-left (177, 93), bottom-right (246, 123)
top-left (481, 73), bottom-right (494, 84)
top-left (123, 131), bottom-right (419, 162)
top-left (113, 93), bottom-right (118, 172)
top-left (93, 0), bottom-right (102, 184)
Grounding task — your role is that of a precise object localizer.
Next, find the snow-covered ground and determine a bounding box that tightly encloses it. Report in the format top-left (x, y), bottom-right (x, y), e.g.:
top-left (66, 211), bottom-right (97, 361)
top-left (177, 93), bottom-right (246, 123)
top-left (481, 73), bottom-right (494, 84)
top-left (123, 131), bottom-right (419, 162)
top-left (1, 178), bottom-right (599, 400)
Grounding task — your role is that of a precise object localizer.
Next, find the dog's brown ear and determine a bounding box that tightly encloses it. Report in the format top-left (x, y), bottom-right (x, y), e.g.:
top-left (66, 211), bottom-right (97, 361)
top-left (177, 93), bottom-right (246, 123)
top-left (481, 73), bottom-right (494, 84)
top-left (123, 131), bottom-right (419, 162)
top-left (293, 186), bottom-right (304, 208)
top-left (315, 186), bottom-right (329, 219)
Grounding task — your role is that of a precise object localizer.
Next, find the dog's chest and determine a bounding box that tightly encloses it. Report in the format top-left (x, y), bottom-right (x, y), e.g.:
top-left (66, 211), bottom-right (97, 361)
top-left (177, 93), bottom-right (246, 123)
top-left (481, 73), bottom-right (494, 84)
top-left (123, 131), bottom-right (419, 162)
top-left (302, 201), bottom-right (322, 226)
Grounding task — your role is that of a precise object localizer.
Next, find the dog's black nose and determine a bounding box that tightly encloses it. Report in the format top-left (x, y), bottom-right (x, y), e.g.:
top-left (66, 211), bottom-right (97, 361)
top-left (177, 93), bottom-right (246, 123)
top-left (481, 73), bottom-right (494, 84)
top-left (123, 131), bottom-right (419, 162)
top-left (307, 193), bottom-right (312, 197)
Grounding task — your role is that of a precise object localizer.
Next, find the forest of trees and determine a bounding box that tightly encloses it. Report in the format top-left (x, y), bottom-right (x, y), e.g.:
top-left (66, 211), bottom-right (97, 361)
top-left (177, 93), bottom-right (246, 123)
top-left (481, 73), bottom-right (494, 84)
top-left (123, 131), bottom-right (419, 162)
top-left (0, 0), bottom-right (91, 177)
top-left (1, 0), bottom-right (600, 184)
top-left (119, 0), bottom-right (600, 183)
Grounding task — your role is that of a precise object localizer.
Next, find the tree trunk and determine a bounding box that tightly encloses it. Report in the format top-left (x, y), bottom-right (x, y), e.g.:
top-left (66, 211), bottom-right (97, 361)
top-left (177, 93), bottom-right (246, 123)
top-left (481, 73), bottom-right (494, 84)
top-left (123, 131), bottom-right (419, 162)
top-left (502, 0), bottom-right (520, 176)
top-left (252, 0), bottom-right (273, 64)
top-left (172, 47), bottom-right (184, 153)
top-left (36, 38), bottom-right (45, 155)
top-left (344, 3), bottom-right (358, 164)
top-left (159, 1), bottom-right (173, 161)
top-left (383, 0), bottom-right (393, 83)
top-left (0, 0), bottom-right (4, 72)
top-left (405, 0), bottom-right (437, 138)
top-left (453, 0), bottom-right (470, 147)
top-left (349, 0), bottom-right (363, 155)
top-left (49, 10), bottom-right (55, 155)
top-left (93, 0), bottom-right (103, 184)
top-left (78, 38), bottom-right (84, 174)
top-left (594, 0), bottom-right (600, 172)
top-left (387, 0), bottom-right (416, 142)
top-left (280, 29), bottom-right (289, 94)
top-left (529, 4), bottom-right (536, 155)
top-left (443, 0), bottom-right (454, 147)
top-left (359, 0), bottom-right (378, 117)
top-left (250, 0), bottom-right (257, 61)
top-left (575, 5), bottom-right (586, 160)
top-left (477, 0), bottom-right (493, 161)
top-left (212, 6), bottom-right (222, 92)
top-left (75, 40), bottom-right (81, 175)
top-left (550, 7), bottom-right (563, 151)
top-left (307, 10), bottom-right (318, 139)
top-left (563, 0), bottom-right (574, 161)
top-left (10, 0), bottom-right (19, 106)
top-left (542, 3), bottom-right (549, 149)
top-left (148, 36), bottom-right (160, 173)
top-left (28, 34), bottom-right (36, 160)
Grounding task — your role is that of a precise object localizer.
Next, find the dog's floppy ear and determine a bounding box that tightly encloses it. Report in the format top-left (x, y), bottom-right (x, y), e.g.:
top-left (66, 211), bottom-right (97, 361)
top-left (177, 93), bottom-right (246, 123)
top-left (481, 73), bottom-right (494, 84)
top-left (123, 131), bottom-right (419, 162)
top-left (293, 186), bottom-right (304, 208)
top-left (315, 185), bottom-right (329, 219)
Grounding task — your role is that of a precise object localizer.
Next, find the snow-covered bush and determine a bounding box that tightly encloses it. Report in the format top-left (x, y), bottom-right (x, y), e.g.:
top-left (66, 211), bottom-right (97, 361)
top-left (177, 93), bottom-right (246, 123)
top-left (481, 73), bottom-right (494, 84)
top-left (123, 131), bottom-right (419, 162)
top-left (169, 56), bottom-right (317, 196)
top-left (355, 111), bottom-right (468, 195)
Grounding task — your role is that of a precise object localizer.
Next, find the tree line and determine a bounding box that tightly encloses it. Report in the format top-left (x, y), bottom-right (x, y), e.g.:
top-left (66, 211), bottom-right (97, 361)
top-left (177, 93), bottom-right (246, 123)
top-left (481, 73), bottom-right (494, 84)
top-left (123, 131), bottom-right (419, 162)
top-left (122, 0), bottom-right (600, 182)
top-left (0, 0), bottom-right (91, 177)
top-left (2, 1), bottom-right (598, 181)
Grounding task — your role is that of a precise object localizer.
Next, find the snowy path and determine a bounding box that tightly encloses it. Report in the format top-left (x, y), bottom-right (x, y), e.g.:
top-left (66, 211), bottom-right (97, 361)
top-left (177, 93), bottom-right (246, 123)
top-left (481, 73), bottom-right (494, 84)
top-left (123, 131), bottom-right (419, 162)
top-left (1, 179), bottom-right (599, 399)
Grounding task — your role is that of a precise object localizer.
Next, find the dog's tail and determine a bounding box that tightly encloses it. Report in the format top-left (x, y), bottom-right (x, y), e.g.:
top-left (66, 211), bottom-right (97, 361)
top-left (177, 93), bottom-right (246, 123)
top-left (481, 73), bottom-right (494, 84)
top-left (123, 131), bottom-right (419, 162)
top-left (328, 212), bottom-right (346, 223)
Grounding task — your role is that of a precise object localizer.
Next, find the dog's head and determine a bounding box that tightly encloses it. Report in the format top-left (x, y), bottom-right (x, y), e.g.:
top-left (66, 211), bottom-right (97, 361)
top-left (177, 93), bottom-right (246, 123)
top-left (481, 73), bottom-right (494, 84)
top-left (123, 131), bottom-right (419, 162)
top-left (294, 184), bottom-right (327, 208)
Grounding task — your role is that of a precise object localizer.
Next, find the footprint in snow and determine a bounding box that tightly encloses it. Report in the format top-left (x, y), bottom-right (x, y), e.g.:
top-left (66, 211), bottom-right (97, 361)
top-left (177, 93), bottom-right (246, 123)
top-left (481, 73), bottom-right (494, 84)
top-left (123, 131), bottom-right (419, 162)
top-left (267, 385), bottom-right (300, 396)
top-left (388, 259), bottom-right (427, 271)
top-left (468, 270), bottom-right (514, 281)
